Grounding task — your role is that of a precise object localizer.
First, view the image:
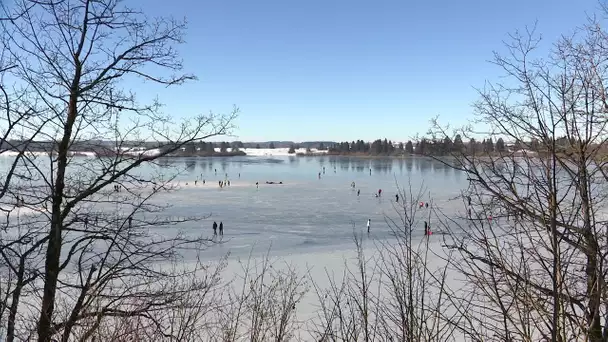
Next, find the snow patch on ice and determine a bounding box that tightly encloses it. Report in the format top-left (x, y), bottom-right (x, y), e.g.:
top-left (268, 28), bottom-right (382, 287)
top-left (241, 148), bottom-right (326, 156)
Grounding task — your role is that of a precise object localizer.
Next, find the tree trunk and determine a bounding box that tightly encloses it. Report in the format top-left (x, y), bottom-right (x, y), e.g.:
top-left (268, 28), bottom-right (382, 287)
top-left (37, 84), bottom-right (80, 342)
top-left (579, 163), bottom-right (602, 341)
top-left (6, 258), bottom-right (26, 342)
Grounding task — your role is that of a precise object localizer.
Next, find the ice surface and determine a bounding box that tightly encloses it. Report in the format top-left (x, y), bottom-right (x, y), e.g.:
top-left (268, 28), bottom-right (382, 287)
top-left (139, 155), bottom-right (470, 261)
top-left (0, 154), bottom-right (471, 263)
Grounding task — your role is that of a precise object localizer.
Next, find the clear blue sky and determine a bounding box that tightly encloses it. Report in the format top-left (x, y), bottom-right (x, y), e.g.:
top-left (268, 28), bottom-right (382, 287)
top-left (137, 0), bottom-right (600, 142)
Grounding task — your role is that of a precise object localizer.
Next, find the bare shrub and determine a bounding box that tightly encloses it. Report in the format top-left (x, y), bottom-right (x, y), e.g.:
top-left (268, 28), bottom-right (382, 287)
top-left (213, 250), bottom-right (309, 342)
top-left (308, 182), bottom-right (459, 341)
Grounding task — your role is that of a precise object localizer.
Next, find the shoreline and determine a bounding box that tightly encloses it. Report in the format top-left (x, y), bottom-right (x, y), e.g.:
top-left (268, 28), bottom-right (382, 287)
top-left (0, 150), bottom-right (539, 160)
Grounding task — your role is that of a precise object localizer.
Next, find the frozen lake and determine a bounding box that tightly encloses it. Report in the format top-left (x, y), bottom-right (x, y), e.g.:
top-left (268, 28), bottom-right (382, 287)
top-left (148, 155), bottom-right (470, 260)
top-left (0, 154), bottom-right (470, 260)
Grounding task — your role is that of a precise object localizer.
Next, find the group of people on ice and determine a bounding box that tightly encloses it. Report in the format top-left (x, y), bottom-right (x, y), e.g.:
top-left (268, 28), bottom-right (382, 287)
top-left (364, 197), bottom-right (433, 235)
top-left (338, 170), bottom-right (438, 237)
top-left (212, 221), bottom-right (224, 236)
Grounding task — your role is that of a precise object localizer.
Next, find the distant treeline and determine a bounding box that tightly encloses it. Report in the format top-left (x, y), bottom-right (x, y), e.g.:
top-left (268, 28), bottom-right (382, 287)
top-left (173, 141), bottom-right (327, 156)
top-left (173, 138), bottom-right (513, 157)
top-left (240, 141), bottom-right (336, 149)
top-left (325, 136), bottom-right (509, 156)
top-left (0, 140), bottom-right (337, 153)
top-left (4, 137), bottom-right (586, 157)
top-left (175, 136), bottom-right (599, 157)
top-left (324, 135), bottom-right (602, 156)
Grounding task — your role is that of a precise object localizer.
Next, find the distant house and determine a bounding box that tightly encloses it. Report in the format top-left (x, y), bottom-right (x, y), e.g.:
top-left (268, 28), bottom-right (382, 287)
top-left (119, 146), bottom-right (161, 157)
top-left (513, 149), bottom-right (537, 155)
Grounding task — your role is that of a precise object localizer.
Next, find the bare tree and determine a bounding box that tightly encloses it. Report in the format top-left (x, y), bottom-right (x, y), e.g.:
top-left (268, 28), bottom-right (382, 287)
top-left (308, 231), bottom-right (381, 342)
top-left (308, 182), bottom-right (459, 341)
top-left (432, 13), bottom-right (608, 342)
top-left (0, 0), bottom-right (236, 341)
top-left (376, 182), bottom-right (460, 342)
top-left (213, 249), bottom-right (308, 342)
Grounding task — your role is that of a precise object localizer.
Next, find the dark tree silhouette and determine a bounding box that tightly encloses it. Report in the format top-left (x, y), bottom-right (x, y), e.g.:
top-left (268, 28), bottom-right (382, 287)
top-left (496, 137), bottom-right (506, 152)
top-left (0, 1), bottom-right (236, 341)
top-left (405, 140), bottom-right (414, 154)
top-left (454, 134), bottom-right (464, 153)
top-left (432, 19), bottom-right (608, 341)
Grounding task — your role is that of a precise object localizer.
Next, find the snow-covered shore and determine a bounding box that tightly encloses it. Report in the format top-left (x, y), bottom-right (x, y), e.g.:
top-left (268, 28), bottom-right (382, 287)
top-left (0, 147), bottom-right (326, 158)
top-left (0, 150), bottom-right (98, 157)
top-left (239, 147), bottom-right (326, 156)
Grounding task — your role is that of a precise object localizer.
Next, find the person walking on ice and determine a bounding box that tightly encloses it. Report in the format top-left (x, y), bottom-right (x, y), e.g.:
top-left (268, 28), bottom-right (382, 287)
top-left (219, 222), bottom-right (224, 236)
top-left (395, 194), bottom-right (399, 202)
top-left (424, 221), bottom-right (432, 236)
top-left (357, 189), bottom-right (360, 196)
top-left (367, 219), bottom-right (371, 233)
top-left (213, 221), bottom-right (218, 236)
